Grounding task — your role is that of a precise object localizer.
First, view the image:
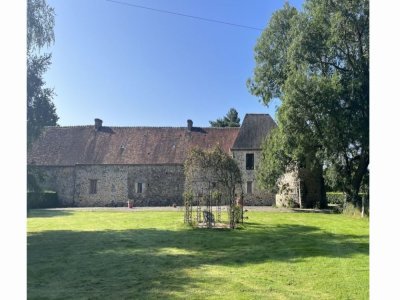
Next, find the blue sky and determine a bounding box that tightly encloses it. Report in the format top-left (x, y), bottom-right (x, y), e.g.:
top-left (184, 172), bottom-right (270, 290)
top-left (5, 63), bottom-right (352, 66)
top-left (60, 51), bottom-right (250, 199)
top-left (45, 0), bottom-right (304, 127)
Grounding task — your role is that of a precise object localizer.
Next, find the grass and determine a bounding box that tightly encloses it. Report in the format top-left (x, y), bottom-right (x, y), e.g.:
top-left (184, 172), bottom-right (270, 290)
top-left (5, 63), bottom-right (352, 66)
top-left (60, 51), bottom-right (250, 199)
top-left (27, 209), bottom-right (369, 299)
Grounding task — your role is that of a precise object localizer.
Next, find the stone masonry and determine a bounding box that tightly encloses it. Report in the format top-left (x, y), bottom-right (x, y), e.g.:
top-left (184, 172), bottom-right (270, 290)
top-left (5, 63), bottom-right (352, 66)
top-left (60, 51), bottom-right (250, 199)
top-left (232, 150), bottom-right (275, 206)
top-left (28, 114), bottom-right (282, 207)
top-left (275, 167), bottom-right (323, 208)
top-left (34, 164), bottom-right (184, 207)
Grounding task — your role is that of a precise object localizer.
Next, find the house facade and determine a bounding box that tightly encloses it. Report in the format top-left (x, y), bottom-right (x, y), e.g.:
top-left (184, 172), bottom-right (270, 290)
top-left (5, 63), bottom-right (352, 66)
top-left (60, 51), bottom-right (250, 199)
top-left (28, 114), bottom-right (277, 207)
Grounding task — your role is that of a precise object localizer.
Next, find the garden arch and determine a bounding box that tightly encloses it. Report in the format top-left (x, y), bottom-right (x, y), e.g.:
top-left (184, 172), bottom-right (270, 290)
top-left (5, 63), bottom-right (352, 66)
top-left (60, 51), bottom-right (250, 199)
top-left (183, 147), bottom-right (244, 229)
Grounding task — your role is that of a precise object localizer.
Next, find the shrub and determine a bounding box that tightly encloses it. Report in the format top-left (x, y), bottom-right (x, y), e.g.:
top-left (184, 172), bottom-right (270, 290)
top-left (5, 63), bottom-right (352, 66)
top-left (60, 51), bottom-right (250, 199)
top-left (342, 202), bottom-right (361, 216)
top-left (326, 192), bottom-right (345, 205)
top-left (27, 191), bottom-right (59, 209)
top-left (233, 205), bottom-right (243, 223)
top-left (339, 196), bottom-right (369, 218)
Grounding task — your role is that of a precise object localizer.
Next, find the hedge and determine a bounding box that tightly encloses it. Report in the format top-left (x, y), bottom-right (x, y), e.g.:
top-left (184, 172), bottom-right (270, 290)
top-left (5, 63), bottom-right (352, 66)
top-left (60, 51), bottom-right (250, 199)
top-left (327, 192), bottom-right (369, 205)
top-left (326, 192), bottom-right (346, 205)
top-left (27, 191), bottom-right (59, 209)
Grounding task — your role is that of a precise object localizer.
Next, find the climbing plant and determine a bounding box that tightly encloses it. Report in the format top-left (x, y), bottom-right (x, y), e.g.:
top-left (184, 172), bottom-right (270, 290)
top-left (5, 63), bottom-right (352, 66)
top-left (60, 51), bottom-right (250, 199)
top-left (184, 146), bottom-right (243, 228)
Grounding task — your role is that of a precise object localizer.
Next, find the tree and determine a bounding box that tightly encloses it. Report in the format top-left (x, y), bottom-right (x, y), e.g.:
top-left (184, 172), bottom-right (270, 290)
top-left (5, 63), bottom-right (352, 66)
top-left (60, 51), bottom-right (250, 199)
top-left (209, 108), bottom-right (241, 127)
top-left (27, 0), bottom-right (58, 192)
top-left (248, 0), bottom-right (369, 207)
top-left (27, 0), bottom-right (58, 147)
top-left (256, 127), bottom-right (290, 193)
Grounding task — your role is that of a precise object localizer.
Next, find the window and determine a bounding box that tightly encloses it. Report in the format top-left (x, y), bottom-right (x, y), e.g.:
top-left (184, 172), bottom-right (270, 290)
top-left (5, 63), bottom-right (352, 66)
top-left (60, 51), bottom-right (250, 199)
top-left (137, 182), bottom-right (143, 194)
top-left (247, 181), bottom-right (253, 194)
top-left (89, 179), bottom-right (98, 194)
top-left (246, 153), bottom-right (254, 170)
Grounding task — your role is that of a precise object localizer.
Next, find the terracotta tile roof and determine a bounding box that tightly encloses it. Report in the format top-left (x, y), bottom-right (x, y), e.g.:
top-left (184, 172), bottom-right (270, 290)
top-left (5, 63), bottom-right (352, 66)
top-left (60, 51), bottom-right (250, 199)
top-left (231, 114), bottom-right (276, 150)
top-left (28, 126), bottom-right (240, 166)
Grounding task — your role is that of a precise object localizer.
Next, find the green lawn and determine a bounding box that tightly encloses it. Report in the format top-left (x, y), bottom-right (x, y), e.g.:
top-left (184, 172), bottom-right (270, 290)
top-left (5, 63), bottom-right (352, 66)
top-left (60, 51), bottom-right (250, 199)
top-left (27, 209), bottom-right (369, 299)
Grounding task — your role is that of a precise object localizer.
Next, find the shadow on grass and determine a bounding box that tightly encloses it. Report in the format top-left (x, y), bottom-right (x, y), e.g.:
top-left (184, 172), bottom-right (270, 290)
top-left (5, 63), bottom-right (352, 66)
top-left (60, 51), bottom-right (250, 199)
top-left (28, 223), bottom-right (368, 299)
top-left (27, 209), bottom-right (73, 218)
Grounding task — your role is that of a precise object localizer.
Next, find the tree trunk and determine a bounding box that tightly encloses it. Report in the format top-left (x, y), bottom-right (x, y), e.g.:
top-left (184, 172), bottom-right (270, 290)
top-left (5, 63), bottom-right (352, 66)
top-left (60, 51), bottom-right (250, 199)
top-left (343, 151), bottom-right (369, 216)
top-left (319, 174), bottom-right (327, 209)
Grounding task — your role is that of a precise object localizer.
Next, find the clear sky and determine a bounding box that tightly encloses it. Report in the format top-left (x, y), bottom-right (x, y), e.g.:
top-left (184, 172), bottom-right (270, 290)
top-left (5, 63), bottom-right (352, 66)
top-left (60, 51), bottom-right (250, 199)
top-left (45, 0), bottom-right (304, 127)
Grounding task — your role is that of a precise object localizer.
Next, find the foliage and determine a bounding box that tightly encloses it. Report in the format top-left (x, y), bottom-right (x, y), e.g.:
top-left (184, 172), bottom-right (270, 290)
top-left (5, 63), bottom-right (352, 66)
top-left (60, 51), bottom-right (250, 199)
top-left (28, 210), bottom-right (369, 299)
top-left (209, 108), bottom-right (241, 127)
top-left (184, 146), bottom-right (242, 228)
top-left (231, 205), bottom-right (243, 223)
top-left (327, 192), bottom-right (369, 216)
top-left (342, 202), bottom-right (368, 217)
top-left (27, 53), bottom-right (58, 145)
top-left (211, 190), bottom-right (222, 201)
top-left (183, 190), bottom-right (194, 203)
top-left (27, 191), bottom-right (58, 209)
top-left (326, 192), bottom-right (346, 205)
top-left (183, 190), bottom-right (194, 224)
top-left (27, 0), bottom-right (55, 52)
top-left (248, 0), bottom-right (369, 206)
top-left (287, 197), bottom-right (298, 208)
top-left (257, 127), bottom-right (292, 193)
top-left (184, 146), bottom-right (242, 196)
top-left (27, 166), bottom-right (45, 192)
top-left (27, 0), bottom-right (58, 147)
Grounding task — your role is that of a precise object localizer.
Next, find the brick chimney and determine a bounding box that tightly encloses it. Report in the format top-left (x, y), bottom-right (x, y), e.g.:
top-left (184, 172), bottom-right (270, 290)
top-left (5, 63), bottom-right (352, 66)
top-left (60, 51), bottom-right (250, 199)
top-left (187, 119), bottom-right (193, 131)
top-left (94, 118), bottom-right (103, 130)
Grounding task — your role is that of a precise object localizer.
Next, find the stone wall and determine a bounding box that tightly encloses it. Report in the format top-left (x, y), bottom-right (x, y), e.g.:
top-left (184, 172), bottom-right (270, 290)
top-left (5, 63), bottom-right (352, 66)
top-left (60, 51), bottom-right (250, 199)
top-left (126, 165), bottom-right (185, 206)
top-left (30, 166), bottom-right (76, 206)
top-left (276, 171), bottom-right (300, 208)
top-left (32, 156), bottom-right (280, 207)
top-left (74, 165), bottom-right (129, 207)
top-left (33, 164), bottom-right (185, 207)
top-left (275, 168), bottom-right (322, 208)
top-left (232, 150), bottom-right (275, 206)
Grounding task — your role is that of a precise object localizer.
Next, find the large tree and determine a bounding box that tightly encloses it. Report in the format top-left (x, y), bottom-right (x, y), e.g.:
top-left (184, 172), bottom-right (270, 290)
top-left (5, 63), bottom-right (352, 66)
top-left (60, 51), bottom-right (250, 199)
top-left (248, 0), bottom-right (369, 207)
top-left (209, 108), bottom-right (241, 127)
top-left (27, 0), bottom-right (58, 192)
top-left (27, 0), bottom-right (58, 147)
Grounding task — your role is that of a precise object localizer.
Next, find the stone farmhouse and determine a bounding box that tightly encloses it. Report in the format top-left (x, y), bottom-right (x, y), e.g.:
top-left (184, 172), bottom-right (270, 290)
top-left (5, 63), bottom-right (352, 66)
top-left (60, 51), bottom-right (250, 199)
top-left (28, 114), bottom-right (279, 207)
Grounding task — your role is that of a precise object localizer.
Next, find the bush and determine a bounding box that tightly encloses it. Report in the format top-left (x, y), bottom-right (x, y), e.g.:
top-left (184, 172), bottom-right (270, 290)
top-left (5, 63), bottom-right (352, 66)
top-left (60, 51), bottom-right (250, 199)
top-left (326, 192), bottom-right (345, 205)
top-left (233, 205), bottom-right (243, 223)
top-left (329, 193), bottom-right (369, 217)
top-left (27, 191), bottom-right (59, 209)
top-left (342, 202), bottom-right (362, 217)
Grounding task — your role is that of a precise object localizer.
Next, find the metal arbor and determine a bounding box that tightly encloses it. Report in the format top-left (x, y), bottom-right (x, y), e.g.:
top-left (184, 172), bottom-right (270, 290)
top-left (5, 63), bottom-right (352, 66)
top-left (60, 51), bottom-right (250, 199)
top-left (183, 146), bottom-right (244, 229)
